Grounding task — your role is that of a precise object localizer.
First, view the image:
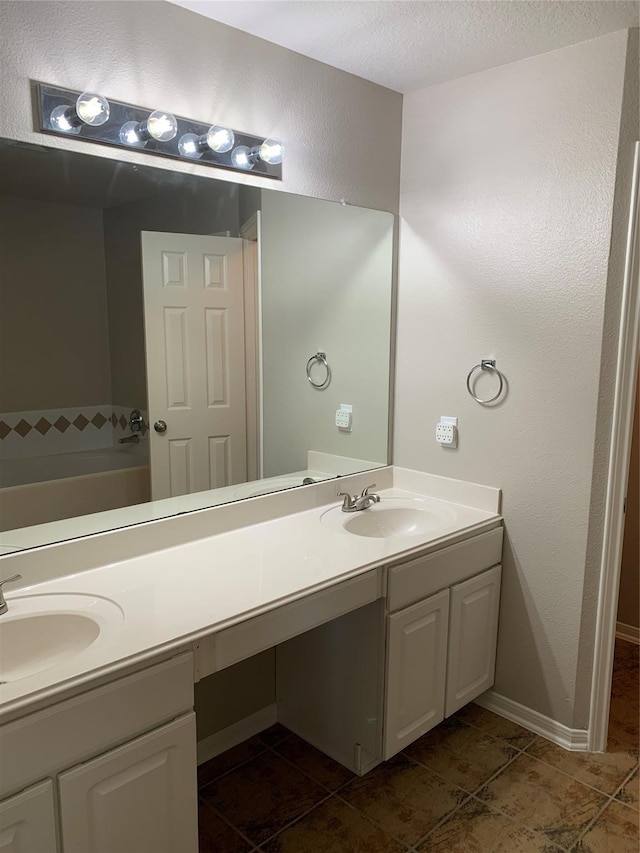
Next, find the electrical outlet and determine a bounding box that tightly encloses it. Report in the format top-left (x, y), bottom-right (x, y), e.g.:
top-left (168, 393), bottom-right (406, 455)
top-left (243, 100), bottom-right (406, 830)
top-left (436, 416), bottom-right (458, 448)
top-left (336, 403), bottom-right (353, 431)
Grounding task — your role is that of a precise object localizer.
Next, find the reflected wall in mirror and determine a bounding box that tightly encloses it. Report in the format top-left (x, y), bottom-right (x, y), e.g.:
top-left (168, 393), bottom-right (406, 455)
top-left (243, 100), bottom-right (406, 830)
top-left (0, 139), bottom-right (394, 553)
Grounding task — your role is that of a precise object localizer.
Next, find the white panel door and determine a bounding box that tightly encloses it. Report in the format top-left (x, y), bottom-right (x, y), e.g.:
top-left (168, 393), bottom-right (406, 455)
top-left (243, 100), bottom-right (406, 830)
top-left (59, 713), bottom-right (197, 853)
top-left (142, 232), bottom-right (248, 500)
top-left (384, 589), bottom-right (449, 759)
top-left (445, 565), bottom-right (502, 717)
top-left (0, 780), bottom-right (57, 853)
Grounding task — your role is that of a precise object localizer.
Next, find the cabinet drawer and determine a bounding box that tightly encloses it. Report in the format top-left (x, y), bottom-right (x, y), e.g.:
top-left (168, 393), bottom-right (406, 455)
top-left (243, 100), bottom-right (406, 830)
top-left (387, 527), bottom-right (503, 612)
top-left (0, 653), bottom-right (193, 799)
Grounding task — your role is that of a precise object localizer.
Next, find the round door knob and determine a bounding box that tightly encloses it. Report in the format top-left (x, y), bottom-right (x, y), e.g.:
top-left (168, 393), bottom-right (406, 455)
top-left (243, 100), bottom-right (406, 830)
top-left (154, 420), bottom-right (167, 433)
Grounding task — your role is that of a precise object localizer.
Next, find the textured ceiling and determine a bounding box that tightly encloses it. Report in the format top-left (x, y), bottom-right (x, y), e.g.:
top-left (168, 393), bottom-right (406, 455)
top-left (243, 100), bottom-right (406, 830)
top-left (167, 0), bottom-right (639, 93)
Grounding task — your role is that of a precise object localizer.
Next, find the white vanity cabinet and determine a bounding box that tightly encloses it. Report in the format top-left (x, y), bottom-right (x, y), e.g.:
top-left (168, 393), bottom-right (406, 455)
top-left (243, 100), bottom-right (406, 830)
top-left (0, 653), bottom-right (197, 853)
top-left (276, 525), bottom-right (504, 772)
top-left (383, 527), bottom-right (503, 759)
top-left (0, 779), bottom-right (58, 852)
top-left (384, 589), bottom-right (450, 758)
top-left (58, 714), bottom-right (196, 853)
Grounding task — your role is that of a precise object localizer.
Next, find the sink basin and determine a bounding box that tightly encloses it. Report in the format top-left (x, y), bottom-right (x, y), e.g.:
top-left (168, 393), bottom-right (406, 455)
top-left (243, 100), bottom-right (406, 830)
top-left (320, 497), bottom-right (458, 540)
top-left (0, 594), bottom-right (123, 683)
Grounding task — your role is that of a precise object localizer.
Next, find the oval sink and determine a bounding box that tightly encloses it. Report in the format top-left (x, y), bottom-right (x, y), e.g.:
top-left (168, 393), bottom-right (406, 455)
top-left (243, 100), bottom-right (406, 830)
top-left (343, 507), bottom-right (443, 538)
top-left (0, 594), bottom-right (123, 683)
top-left (320, 497), bottom-right (458, 540)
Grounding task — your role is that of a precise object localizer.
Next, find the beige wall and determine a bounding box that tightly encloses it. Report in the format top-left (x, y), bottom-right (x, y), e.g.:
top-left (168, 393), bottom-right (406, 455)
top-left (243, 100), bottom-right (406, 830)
top-left (395, 30), bottom-right (636, 729)
top-left (617, 371), bottom-right (639, 630)
top-left (0, 0), bottom-right (402, 737)
top-left (0, 196), bottom-right (111, 411)
top-left (0, 1), bottom-right (401, 212)
top-left (260, 192), bottom-right (393, 476)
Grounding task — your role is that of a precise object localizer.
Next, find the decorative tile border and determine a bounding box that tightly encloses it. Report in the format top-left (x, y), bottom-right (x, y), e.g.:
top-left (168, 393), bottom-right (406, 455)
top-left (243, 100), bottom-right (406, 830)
top-left (0, 405), bottom-right (148, 460)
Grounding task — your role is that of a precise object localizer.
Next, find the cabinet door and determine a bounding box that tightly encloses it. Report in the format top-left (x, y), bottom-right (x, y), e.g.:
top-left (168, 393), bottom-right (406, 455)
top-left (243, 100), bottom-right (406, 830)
top-left (445, 565), bottom-right (502, 717)
top-left (59, 713), bottom-right (197, 853)
top-left (0, 779), bottom-right (57, 853)
top-left (384, 589), bottom-right (449, 759)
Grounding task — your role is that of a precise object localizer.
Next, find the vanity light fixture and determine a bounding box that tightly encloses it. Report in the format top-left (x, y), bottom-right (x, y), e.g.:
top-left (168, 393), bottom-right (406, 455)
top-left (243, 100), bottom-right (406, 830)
top-left (177, 125), bottom-right (235, 158)
top-left (120, 110), bottom-right (178, 146)
top-left (231, 137), bottom-right (285, 170)
top-left (49, 91), bottom-right (110, 134)
top-left (34, 82), bottom-right (284, 180)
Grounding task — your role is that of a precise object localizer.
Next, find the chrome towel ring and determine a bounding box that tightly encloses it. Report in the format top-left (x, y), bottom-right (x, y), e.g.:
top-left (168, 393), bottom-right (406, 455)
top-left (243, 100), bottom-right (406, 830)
top-left (466, 359), bottom-right (505, 404)
top-left (307, 352), bottom-right (331, 389)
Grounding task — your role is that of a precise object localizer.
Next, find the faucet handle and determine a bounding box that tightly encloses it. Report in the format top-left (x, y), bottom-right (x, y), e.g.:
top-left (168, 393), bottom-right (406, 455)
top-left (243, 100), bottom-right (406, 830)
top-left (336, 490), bottom-right (356, 509)
top-left (359, 483), bottom-right (377, 498)
top-left (0, 574), bottom-right (21, 616)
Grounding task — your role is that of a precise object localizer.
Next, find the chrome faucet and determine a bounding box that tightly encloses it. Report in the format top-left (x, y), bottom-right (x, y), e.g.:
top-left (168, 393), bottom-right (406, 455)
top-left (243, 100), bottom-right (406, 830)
top-left (0, 574), bottom-right (22, 615)
top-left (337, 484), bottom-right (381, 513)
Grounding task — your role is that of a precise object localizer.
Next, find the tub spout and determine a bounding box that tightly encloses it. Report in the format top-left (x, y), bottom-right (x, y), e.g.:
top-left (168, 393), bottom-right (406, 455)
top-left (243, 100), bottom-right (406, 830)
top-left (118, 434), bottom-right (140, 445)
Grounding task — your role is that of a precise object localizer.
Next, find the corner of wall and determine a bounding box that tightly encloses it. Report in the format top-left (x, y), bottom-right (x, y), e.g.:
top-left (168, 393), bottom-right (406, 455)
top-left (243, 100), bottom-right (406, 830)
top-left (574, 26), bottom-right (639, 729)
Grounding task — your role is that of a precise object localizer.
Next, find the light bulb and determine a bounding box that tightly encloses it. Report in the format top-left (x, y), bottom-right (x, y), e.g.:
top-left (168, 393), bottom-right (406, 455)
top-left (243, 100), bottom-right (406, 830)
top-left (259, 137), bottom-right (284, 165)
top-left (206, 125), bottom-right (234, 154)
top-left (178, 133), bottom-right (201, 158)
top-left (50, 104), bottom-right (81, 134)
top-left (119, 120), bottom-right (145, 146)
top-left (120, 111), bottom-right (177, 146)
top-left (75, 92), bottom-right (110, 126)
top-left (146, 110), bottom-right (177, 142)
top-left (50, 91), bottom-right (110, 134)
top-left (230, 145), bottom-right (255, 170)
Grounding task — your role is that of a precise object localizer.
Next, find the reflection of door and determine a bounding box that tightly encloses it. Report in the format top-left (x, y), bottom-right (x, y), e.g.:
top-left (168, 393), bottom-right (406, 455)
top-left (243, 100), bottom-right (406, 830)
top-left (141, 232), bottom-right (247, 500)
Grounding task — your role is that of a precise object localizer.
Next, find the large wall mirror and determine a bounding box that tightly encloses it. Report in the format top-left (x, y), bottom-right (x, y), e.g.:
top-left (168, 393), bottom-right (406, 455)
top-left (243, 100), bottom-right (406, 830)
top-left (0, 138), bottom-right (394, 553)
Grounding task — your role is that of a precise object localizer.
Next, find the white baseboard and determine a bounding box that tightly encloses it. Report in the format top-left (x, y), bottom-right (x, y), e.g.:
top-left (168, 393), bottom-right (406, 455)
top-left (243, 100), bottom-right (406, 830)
top-left (197, 703), bottom-right (278, 766)
top-left (616, 621), bottom-right (640, 644)
top-left (475, 691), bottom-right (589, 752)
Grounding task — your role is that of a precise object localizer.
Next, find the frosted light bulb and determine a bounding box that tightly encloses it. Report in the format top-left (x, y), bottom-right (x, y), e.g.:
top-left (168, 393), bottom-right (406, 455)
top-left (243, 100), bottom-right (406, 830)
top-left (206, 125), bottom-right (234, 154)
top-left (178, 133), bottom-right (201, 158)
top-left (146, 111), bottom-right (177, 142)
top-left (75, 92), bottom-right (110, 126)
top-left (230, 145), bottom-right (255, 170)
top-left (259, 137), bottom-right (284, 165)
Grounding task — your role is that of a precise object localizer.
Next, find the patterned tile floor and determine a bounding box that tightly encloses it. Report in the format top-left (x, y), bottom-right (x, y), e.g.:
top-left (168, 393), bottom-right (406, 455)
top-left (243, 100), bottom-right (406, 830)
top-left (198, 639), bottom-right (639, 852)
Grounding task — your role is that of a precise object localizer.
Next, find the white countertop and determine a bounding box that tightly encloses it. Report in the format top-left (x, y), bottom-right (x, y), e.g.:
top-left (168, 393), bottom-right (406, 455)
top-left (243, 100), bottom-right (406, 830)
top-left (0, 469), bottom-right (501, 720)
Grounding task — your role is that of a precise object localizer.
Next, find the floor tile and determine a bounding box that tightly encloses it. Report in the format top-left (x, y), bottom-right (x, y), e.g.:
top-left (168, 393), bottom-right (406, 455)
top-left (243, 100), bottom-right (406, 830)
top-left (200, 750), bottom-right (326, 846)
top-left (525, 736), bottom-right (638, 796)
top-left (607, 688), bottom-right (639, 749)
top-left (261, 796), bottom-right (407, 853)
top-left (256, 723), bottom-right (292, 747)
top-left (273, 733), bottom-right (355, 791)
top-left (575, 800), bottom-right (639, 852)
top-left (340, 752), bottom-right (466, 846)
top-left (454, 703), bottom-right (537, 749)
top-left (614, 639), bottom-right (639, 662)
top-left (198, 799), bottom-right (253, 853)
top-left (198, 736), bottom-right (267, 788)
top-left (616, 768), bottom-right (639, 810)
top-left (404, 717), bottom-right (517, 793)
top-left (477, 753), bottom-right (607, 849)
top-left (417, 797), bottom-right (565, 852)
